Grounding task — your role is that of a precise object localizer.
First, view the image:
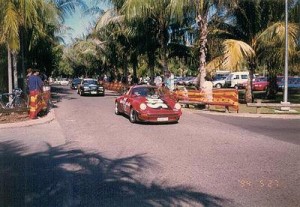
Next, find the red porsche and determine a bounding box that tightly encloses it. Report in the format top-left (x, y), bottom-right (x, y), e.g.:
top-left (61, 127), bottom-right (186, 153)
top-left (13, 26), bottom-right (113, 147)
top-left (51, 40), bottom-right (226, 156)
top-left (115, 85), bottom-right (182, 123)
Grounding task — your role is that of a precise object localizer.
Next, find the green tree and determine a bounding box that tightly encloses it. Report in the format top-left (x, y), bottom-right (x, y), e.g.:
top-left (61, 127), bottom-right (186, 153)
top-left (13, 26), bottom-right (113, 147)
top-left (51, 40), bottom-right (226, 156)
top-left (220, 1), bottom-right (299, 101)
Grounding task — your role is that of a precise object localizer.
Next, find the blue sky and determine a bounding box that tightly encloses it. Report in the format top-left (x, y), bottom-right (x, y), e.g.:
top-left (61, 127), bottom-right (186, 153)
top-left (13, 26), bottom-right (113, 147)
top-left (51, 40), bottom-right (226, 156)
top-left (63, 1), bottom-right (110, 44)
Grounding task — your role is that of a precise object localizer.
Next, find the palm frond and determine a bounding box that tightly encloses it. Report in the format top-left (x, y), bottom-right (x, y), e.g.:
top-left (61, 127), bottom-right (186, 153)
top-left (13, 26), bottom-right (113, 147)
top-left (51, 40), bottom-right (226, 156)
top-left (222, 39), bottom-right (255, 70)
top-left (255, 22), bottom-right (299, 51)
top-left (206, 56), bottom-right (223, 72)
top-left (1, 2), bottom-right (20, 51)
top-left (121, 0), bottom-right (153, 20)
top-left (95, 9), bottom-right (124, 30)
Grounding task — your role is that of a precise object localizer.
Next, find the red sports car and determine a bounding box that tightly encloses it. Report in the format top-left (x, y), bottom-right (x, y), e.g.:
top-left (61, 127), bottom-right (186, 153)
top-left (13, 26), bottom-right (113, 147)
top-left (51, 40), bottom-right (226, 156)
top-left (115, 85), bottom-right (182, 123)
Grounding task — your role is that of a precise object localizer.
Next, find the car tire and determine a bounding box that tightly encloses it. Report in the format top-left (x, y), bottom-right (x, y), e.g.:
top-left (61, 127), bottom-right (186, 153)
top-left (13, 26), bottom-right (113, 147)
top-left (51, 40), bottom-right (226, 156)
top-left (115, 102), bottom-right (120, 115)
top-left (234, 85), bottom-right (239, 90)
top-left (129, 108), bottom-right (137, 123)
top-left (216, 83), bottom-right (222, 88)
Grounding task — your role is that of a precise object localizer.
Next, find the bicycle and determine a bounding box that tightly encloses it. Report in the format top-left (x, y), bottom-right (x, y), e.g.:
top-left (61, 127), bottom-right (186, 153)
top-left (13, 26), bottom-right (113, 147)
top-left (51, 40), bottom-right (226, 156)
top-left (0, 88), bottom-right (28, 109)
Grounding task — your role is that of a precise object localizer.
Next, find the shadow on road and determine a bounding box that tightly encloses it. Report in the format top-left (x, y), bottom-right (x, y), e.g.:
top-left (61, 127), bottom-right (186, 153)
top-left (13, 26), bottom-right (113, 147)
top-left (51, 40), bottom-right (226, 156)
top-left (0, 141), bottom-right (233, 207)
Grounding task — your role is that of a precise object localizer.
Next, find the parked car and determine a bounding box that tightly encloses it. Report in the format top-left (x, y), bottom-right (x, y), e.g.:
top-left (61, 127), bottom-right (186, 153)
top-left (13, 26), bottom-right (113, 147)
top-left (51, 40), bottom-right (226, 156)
top-left (174, 77), bottom-right (184, 85)
top-left (183, 77), bottom-right (196, 86)
top-left (115, 85), bottom-right (182, 123)
top-left (212, 76), bottom-right (227, 88)
top-left (77, 78), bottom-right (105, 96)
top-left (224, 71), bottom-right (249, 89)
top-left (70, 78), bottom-right (82, 89)
top-left (213, 71), bottom-right (230, 80)
top-left (278, 76), bottom-right (300, 92)
top-left (239, 77), bottom-right (269, 91)
top-left (58, 78), bottom-right (70, 86)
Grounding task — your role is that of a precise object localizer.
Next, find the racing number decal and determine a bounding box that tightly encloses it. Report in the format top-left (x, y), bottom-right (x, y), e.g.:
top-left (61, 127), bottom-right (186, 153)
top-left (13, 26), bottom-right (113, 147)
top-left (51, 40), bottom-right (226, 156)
top-left (123, 97), bottom-right (128, 111)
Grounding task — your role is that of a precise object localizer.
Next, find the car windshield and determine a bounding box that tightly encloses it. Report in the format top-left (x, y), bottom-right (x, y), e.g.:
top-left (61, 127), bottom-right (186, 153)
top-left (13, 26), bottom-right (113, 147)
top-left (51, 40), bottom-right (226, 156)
top-left (131, 87), bottom-right (161, 97)
top-left (255, 77), bottom-right (267, 82)
top-left (213, 75), bottom-right (227, 81)
top-left (83, 80), bottom-right (97, 85)
top-left (73, 79), bottom-right (81, 83)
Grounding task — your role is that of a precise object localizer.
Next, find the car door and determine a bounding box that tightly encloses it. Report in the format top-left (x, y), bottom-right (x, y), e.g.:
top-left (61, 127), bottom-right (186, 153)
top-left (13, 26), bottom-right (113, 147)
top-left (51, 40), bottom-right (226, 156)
top-left (118, 89), bottom-right (131, 114)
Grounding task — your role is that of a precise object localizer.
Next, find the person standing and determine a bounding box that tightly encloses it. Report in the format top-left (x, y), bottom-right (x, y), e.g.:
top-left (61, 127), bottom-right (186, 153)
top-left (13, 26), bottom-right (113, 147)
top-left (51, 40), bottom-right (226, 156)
top-left (164, 71), bottom-right (171, 89)
top-left (154, 73), bottom-right (162, 87)
top-left (28, 69), bottom-right (43, 93)
top-left (28, 69), bottom-right (44, 119)
top-left (169, 72), bottom-right (175, 91)
top-left (203, 76), bottom-right (213, 109)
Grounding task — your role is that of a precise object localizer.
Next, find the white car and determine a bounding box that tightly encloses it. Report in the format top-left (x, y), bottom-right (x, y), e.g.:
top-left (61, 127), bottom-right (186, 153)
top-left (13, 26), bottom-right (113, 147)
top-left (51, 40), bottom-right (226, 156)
top-left (58, 78), bottom-right (69, 85)
top-left (224, 71), bottom-right (249, 88)
top-left (212, 76), bottom-right (227, 88)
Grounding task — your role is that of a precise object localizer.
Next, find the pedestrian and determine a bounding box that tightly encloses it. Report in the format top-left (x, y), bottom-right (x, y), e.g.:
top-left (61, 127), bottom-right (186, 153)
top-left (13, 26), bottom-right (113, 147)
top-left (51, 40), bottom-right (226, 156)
top-left (26, 68), bottom-right (33, 94)
top-left (164, 71), bottom-right (171, 89)
top-left (169, 72), bottom-right (175, 91)
top-left (28, 69), bottom-right (44, 119)
top-left (28, 69), bottom-right (43, 93)
top-left (154, 73), bottom-right (162, 87)
top-left (103, 74), bottom-right (108, 82)
top-left (203, 76), bottom-right (213, 108)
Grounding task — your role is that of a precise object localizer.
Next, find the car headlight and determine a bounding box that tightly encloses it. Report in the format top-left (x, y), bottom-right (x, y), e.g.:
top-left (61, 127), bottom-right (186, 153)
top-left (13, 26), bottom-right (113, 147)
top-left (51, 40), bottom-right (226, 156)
top-left (140, 103), bottom-right (147, 110)
top-left (174, 103), bottom-right (181, 110)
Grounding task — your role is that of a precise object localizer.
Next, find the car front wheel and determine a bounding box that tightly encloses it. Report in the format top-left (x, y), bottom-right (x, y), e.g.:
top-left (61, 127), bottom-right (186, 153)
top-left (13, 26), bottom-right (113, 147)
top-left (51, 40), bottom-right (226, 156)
top-left (129, 108), bottom-right (137, 123)
top-left (115, 102), bottom-right (120, 115)
top-left (216, 83), bottom-right (222, 88)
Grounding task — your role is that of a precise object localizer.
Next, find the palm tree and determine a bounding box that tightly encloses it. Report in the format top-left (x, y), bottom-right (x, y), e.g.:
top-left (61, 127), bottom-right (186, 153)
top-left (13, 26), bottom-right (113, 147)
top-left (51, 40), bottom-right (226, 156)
top-left (0, 0), bottom-right (22, 93)
top-left (220, 1), bottom-right (299, 102)
top-left (125, 0), bottom-right (240, 88)
top-left (0, 0), bottom-right (87, 93)
top-left (121, 0), bottom-right (181, 76)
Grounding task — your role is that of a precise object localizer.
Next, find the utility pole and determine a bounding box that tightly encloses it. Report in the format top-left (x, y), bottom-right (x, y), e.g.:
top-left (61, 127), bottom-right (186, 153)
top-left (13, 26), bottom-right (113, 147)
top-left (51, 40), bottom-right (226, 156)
top-left (281, 0), bottom-right (290, 111)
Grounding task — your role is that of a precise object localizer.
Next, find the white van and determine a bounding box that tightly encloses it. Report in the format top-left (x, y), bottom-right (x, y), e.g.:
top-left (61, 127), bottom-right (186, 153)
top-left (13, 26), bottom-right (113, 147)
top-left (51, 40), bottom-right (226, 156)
top-left (224, 71), bottom-right (249, 89)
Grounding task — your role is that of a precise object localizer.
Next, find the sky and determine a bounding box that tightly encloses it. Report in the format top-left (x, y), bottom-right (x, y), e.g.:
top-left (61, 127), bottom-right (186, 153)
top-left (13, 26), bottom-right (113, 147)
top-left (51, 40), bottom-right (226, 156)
top-left (63, 1), bottom-right (110, 45)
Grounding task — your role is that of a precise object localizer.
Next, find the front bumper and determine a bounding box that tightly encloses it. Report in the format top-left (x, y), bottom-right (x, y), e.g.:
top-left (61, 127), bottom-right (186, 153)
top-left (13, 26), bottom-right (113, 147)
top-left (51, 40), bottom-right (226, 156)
top-left (136, 110), bottom-right (181, 123)
top-left (83, 88), bottom-right (105, 95)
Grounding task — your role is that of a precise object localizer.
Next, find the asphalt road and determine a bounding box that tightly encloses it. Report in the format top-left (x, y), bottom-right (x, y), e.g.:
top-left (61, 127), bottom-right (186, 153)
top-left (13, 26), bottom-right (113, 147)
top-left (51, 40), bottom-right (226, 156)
top-left (0, 85), bottom-right (299, 207)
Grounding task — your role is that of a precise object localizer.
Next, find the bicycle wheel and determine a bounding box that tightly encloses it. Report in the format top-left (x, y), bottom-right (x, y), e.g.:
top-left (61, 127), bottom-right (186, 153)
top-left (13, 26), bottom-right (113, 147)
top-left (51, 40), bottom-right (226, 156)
top-left (0, 101), bottom-right (6, 109)
top-left (12, 97), bottom-right (27, 108)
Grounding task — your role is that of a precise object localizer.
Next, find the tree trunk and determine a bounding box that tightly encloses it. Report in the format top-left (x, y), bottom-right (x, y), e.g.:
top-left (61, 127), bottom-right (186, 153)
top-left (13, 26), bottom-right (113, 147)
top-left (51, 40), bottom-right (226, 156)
top-left (8, 47), bottom-right (13, 95)
top-left (122, 53), bottom-right (128, 84)
top-left (131, 52), bottom-right (138, 84)
top-left (13, 52), bottom-right (18, 89)
top-left (266, 72), bottom-right (278, 99)
top-left (159, 20), bottom-right (168, 75)
top-left (245, 76), bottom-right (253, 103)
top-left (197, 15), bottom-right (208, 89)
top-left (148, 51), bottom-right (155, 84)
top-left (245, 61), bottom-right (255, 103)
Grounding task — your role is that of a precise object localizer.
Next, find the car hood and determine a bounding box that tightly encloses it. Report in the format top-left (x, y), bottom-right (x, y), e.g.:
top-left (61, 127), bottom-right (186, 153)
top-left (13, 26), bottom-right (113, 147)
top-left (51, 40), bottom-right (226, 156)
top-left (136, 96), bottom-right (170, 109)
